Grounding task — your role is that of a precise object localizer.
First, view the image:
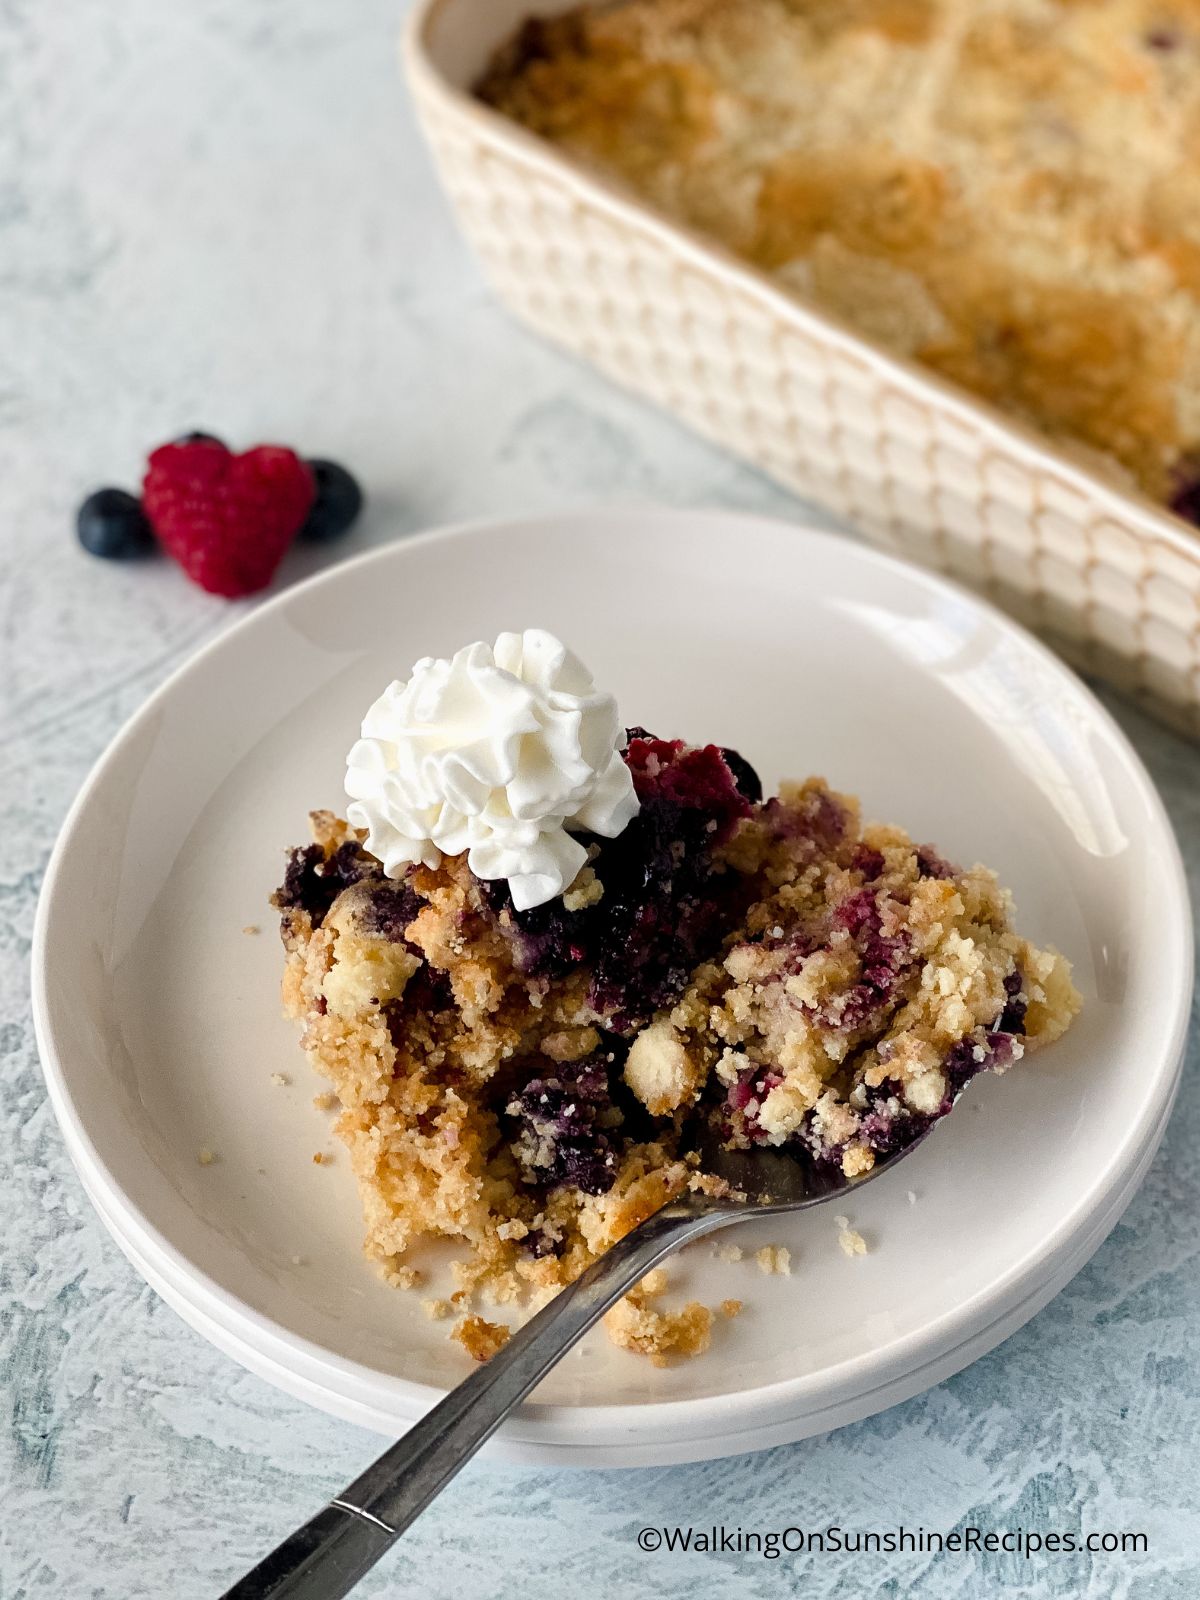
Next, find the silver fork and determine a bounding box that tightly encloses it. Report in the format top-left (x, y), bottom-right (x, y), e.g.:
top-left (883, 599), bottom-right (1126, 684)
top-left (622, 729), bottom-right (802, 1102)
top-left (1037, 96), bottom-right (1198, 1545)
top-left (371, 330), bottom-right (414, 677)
top-left (220, 1127), bottom-right (931, 1598)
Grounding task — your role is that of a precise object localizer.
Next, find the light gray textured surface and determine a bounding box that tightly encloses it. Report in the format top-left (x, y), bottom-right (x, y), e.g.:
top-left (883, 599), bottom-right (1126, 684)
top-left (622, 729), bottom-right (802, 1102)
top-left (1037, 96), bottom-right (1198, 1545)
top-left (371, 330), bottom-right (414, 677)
top-left (2, 3), bottom-right (1198, 1596)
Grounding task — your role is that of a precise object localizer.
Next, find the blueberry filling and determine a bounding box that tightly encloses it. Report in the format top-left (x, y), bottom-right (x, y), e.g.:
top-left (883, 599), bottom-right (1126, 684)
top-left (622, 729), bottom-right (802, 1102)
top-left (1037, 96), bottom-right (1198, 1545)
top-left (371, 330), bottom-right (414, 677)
top-left (722, 1063), bottom-right (784, 1144)
top-left (482, 732), bottom-right (760, 1029)
top-left (915, 845), bottom-right (957, 880)
top-left (995, 967), bottom-right (1028, 1035)
top-left (850, 844), bottom-right (886, 881)
top-left (826, 889), bottom-right (913, 1029)
top-left (849, 1077), bottom-right (913, 1159)
top-left (274, 837), bottom-right (429, 950)
top-left (275, 840), bottom-right (373, 925)
top-left (525, 1225), bottom-right (564, 1259)
top-left (763, 784), bottom-right (847, 846)
top-left (504, 1051), bottom-right (624, 1196)
top-left (386, 962), bottom-right (454, 1021)
top-left (723, 957), bottom-right (1028, 1166)
top-left (716, 746), bottom-right (763, 805)
top-left (942, 1029), bottom-right (1019, 1097)
top-left (360, 879), bottom-right (423, 944)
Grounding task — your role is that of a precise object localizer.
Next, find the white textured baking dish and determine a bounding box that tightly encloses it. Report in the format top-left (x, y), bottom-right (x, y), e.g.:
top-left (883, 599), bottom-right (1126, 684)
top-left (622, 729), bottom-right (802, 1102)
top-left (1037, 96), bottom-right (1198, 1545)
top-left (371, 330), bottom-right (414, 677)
top-left (405, 0), bottom-right (1200, 736)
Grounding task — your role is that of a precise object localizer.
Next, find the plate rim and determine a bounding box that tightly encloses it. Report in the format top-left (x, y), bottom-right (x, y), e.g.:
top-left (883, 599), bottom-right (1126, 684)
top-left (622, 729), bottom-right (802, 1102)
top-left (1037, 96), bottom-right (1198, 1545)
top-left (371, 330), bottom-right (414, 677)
top-left (75, 1091), bottom-right (1172, 1463)
top-left (31, 505), bottom-right (1195, 1447)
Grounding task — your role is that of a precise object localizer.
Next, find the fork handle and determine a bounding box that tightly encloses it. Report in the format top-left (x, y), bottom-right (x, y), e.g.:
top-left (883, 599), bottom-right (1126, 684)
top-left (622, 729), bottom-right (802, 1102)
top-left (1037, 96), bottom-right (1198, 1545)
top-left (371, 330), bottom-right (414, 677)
top-left (221, 1199), bottom-right (734, 1598)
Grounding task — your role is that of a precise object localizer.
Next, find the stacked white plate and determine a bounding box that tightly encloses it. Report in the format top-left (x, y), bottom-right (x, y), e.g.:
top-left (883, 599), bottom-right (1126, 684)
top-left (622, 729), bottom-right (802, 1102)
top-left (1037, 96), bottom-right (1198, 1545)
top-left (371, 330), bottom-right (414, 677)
top-left (32, 510), bottom-right (1191, 1466)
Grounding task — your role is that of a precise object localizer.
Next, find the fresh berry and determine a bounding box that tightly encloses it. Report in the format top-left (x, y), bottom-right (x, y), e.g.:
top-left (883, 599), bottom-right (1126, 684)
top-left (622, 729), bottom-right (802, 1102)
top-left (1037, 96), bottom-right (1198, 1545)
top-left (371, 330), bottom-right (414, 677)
top-left (142, 438), bottom-right (314, 597)
top-left (299, 459), bottom-right (364, 542)
top-left (76, 488), bottom-right (156, 560)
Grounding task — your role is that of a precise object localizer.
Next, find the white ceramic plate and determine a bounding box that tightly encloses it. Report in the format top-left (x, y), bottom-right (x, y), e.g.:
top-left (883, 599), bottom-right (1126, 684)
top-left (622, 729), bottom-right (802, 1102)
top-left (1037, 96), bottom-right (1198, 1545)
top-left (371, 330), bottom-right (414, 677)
top-left (32, 508), bottom-right (1191, 1467)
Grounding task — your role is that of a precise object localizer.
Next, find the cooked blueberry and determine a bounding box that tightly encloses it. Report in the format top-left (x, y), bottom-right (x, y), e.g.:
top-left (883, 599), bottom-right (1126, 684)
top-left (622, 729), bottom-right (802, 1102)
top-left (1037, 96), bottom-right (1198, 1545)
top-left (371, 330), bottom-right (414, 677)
top-left (524, 1225), bottom-right (563, 1259)
top-left (76, 488), bottom-right (156, 559)
top-left (361, 879), bottom-right (422, 943)
top-left (944, 1030), bottom-right (1017, 1094)
top-left (852, 1077), bottom-right (919, 1158)
top-left (995, 966), bottom-right (1028, 1035)
top-left (300, 459), bottom-right (364, 542)
top-left (273, 839), bottom-right (373, 924)
top-left (718, 746), bottom-right (763, 803)
top-left (483, 734), bottom-right (760, 1029)
top-left (505, 1053), bottom-right (621, 1195)
top-left (174, 430), bottom-right (224, 446)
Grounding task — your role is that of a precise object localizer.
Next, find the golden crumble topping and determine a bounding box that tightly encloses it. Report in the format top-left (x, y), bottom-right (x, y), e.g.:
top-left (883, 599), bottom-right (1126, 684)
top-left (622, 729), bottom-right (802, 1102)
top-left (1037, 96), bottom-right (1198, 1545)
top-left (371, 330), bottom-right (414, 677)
top-left (478, 0), bottom-right (1200, 509)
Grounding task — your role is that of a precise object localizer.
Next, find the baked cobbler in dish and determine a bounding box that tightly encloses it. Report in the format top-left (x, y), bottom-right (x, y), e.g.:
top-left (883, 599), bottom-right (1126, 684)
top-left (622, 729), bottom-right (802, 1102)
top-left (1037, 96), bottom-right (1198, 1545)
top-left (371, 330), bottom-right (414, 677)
top-left (272, 633), bottom-right (1079, 1362)
top-left (478, 0), bottom-right (1200, 521)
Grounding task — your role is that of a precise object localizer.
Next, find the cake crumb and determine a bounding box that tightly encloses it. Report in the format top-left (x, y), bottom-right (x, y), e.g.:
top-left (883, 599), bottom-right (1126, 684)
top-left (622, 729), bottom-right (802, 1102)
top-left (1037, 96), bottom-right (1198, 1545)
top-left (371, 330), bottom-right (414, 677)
top-left (242, 924), bottom-right (260, 936)
top-left (562, 867), bottom-right (604, 911)
top-left (197, 1147), bottom-right (217, 1166)
top-left (452, 1314), bottom-right (511, 1362)
top-left (291, 1254), bottom-right (305, 1267)
top-left (720, 1298), bottom-right (743, 1319)
top-left (270, 1072), bottom-right (290, 1088)
top-left (387, 1265), bottom-right (424, 1291)
top-left (755, 1245), bottom-right (791, 1276)
top-left (638, 1267), bottom-right (669, 1297)
top-left (539, 1027), bottom-right (601, 1064)
top-left (604, 1290), bottom-right (713, 1367)
top-left (422, 1298), bottom-right (452, 1321)
top-left (716, 1242), bottom-right (744, 1263)
top-left (312, 1150), bottom-right (333, 1165)
top-left (906, 1190), bottom-right (917, 1206)
top-left (838, 1225), bottom-right (869, 1258)
top-left (312, 1091), bottom-right (338, 1112)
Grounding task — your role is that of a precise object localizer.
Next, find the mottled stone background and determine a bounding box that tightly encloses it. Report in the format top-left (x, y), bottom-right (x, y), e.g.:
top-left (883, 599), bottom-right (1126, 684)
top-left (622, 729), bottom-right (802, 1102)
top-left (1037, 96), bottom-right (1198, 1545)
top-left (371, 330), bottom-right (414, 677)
top-left (2, 3), bottom-right (1198, 1596)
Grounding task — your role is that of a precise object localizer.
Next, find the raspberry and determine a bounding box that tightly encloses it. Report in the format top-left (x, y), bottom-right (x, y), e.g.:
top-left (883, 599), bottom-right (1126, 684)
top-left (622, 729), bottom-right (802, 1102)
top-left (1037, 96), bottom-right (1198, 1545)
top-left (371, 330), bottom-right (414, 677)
top-left (142, 438), bottom-right (314, 597)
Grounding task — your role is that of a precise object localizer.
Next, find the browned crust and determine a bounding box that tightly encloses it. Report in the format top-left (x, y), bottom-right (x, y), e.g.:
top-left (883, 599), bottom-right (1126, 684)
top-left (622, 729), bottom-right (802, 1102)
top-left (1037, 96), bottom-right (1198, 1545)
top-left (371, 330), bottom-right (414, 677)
top-left (478, 0), bottom-right (1200, 501)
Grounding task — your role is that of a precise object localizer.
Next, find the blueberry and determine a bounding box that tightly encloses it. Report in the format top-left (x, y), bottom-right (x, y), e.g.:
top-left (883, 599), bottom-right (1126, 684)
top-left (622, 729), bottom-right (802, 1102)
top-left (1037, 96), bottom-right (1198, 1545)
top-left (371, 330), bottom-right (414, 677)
top-left (174, 431), bottom-right (224, 447)
top-left (273, 840), bottom-right (374, 925)
top-left (300, 459), bottom-right (364, 541)
top-left (76, 488), bottom-right (156, 560)
top-left (505, 1054), bottom-right (621, 1195)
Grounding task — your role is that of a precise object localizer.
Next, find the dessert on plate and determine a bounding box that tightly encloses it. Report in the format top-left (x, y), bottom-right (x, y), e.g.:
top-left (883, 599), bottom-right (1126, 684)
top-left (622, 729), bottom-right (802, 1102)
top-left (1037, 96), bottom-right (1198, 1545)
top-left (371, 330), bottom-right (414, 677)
top-left (477, 0), bottom-right (1200, 522)
top-left (273, 630), bottom-right (1080, 1361)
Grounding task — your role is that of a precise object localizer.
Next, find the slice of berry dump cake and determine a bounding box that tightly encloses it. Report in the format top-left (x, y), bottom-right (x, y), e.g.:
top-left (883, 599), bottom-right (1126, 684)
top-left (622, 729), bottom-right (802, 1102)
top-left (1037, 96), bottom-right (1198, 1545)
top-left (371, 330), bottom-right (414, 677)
top-left (272, 633), bottom-right (1079, 1362)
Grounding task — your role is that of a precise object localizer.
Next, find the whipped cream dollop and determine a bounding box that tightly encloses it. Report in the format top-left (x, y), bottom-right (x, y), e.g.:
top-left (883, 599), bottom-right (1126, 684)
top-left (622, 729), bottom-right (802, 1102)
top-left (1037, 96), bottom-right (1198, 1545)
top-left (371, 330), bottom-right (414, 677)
top-left (344, 630), bottom-right (640, 911)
